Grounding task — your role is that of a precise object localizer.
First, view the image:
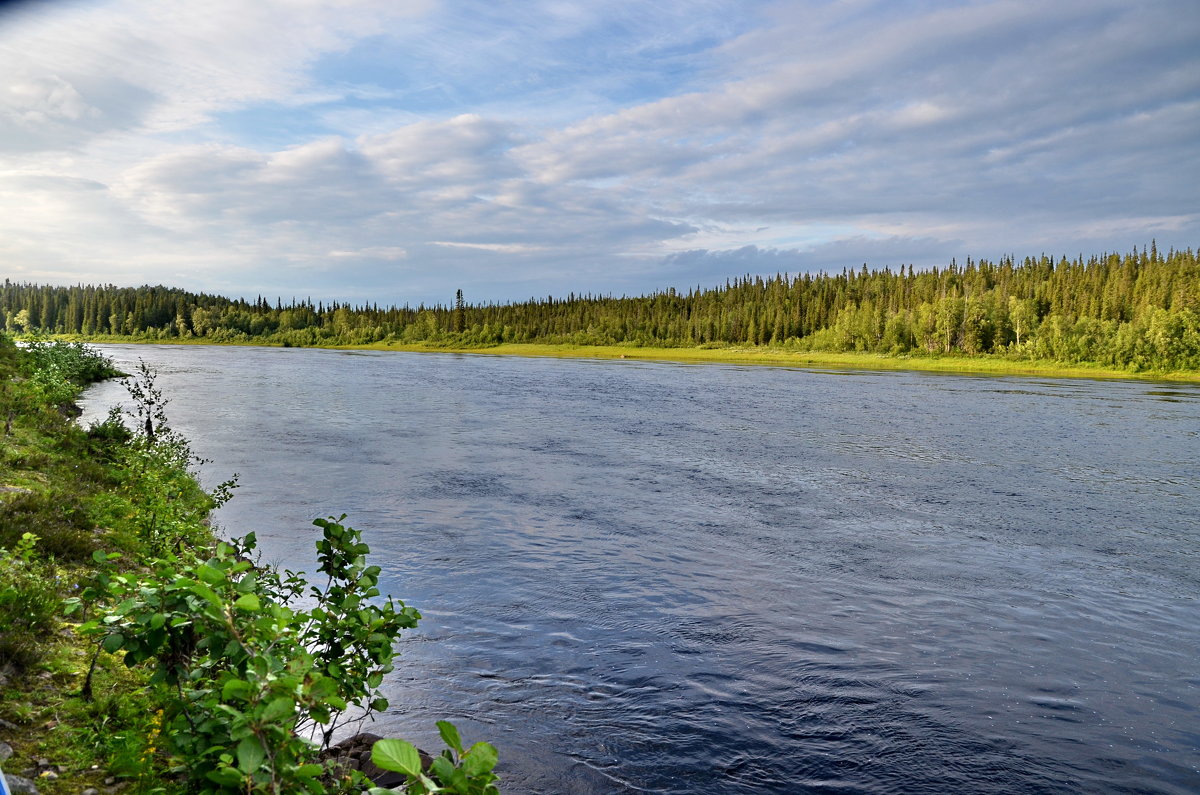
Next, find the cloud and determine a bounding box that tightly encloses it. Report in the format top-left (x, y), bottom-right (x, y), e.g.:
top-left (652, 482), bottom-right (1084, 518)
top-left (430, 241), bottom-right (549, 254)
top-left (0, 0), bottom-right (434, 153)
top-left (0, 0), bottom-right (1196, 304)
top-left (328, 246), bottom-right (408, 260)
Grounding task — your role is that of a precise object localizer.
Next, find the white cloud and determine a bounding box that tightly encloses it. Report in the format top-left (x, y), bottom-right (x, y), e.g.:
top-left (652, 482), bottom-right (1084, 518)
top-left (430, 241), bottom-right (550, 254)
top-left (0, 0), bottom-right (433, 152)
top-left (328, 246), bottom-right (408, 259)
top-left (0, 0), bottom-right (1195, 304)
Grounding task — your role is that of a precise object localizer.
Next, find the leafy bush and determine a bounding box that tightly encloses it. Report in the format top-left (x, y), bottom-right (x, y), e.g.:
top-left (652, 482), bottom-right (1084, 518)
top-left (69, 516), bottom-right (499, 793)
top-left (0, 533), bottom-right (61, 670)
top-left (21, 336), bottom-right (122, 385)
top-left (86, 405), bottom-right (135, 460)
top-left (371, 724), bottom-right (499, 795)
top-left (0, 487), bottom-right (97, 560)
top-left (17, 336), bottom-right (121, 409)
top-left (110, 361), bottom-right (238, 555)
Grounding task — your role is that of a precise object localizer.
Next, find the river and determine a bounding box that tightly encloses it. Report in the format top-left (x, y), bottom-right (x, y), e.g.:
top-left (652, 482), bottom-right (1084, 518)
top-left (79, 344), bottom-right (1200, 794)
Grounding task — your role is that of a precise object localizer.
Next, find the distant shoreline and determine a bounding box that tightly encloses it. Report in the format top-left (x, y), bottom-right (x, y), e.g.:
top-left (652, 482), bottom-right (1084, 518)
top-left (61, 335), bottom-right (1200, 383)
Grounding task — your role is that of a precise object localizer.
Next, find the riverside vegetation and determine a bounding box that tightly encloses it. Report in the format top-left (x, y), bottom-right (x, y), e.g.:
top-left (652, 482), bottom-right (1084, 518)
top-left (0, 335), bottom-right (499, 794)
top-left (0, 245), bottom-right (1198, 378)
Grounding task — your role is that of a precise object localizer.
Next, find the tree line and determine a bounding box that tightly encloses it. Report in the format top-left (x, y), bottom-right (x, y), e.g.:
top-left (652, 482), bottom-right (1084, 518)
top-left (2, 243), bottom-right (1197, 372)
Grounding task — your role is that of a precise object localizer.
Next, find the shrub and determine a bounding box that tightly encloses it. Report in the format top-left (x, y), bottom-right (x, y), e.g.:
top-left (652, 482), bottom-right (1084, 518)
top-left (0, 533), bottom-right (61, 670)
top-left (69, 517), bottom-right (499, 793)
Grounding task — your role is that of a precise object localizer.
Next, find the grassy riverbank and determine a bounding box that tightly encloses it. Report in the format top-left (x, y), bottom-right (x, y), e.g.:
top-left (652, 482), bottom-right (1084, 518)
top-left (0, 337), bottom-right (201, 794)
top-left (65, 334), bottom-right (1200, 382)
top-left (344, 342), bottom-right (1200, 382)
top-left (0, 337), bottom-right (498, 794)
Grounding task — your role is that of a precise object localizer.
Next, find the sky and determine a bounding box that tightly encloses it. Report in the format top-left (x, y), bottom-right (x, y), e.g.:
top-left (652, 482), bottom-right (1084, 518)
top-left (0, 0), bottom-right (1197, 307)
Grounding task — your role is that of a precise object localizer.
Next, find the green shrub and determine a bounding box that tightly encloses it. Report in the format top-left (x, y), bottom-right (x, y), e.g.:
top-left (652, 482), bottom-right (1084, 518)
top-left (69, 517), bottom-right (500, 793)
top-left (20, 336), bottom-right (122, 385)
top-left (0, 533), bottom-right (61, 670)
top-left (86, 406), bottom-right (135, 460)
top-left (0, 488), bottom-right (96, 561)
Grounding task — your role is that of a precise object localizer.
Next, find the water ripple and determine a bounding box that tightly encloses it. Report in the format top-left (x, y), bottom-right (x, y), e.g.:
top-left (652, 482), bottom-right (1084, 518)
top-left (79, 345), bottom-right (1200, 794)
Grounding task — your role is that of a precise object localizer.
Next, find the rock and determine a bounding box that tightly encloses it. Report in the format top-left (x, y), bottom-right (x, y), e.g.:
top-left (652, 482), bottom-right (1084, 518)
top-left (37, 769), bottom-right (58, 780)
top-left (102, 776), bottom-right (116, 785)
top-left (4, 773), bottom-right (40, 794)
top-left (0, 742), bottom-right (11, 762)
top-left (82, 789), bottom-right (100, 795)
top-left (320, 732), bottom-right (431, 790)
top-left (0, 718), bottom-right (18, 731)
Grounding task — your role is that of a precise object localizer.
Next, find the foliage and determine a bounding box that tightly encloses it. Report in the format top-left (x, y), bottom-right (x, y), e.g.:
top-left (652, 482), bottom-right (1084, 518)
top-left (3, 333), bottom-right (500, 793)
top-left (1, 244), bottom-right (1199, 372)
top-left (19, 335), bottom-right (122, 405)
top-left (369, 722), bottom-right (500, 795)
top-left (0, 532), bottom-right (61, 669)
top-left (67, 518), bottom-right (503, 794)
top-left (113, 360), bottom-right (237, 555)
top-left (123, 359), bottom-right (169, 442)
top-left (0, 336), bottom-right (122, 560)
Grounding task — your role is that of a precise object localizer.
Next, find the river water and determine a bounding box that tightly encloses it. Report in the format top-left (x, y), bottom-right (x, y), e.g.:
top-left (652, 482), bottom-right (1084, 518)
top-left (79, 344), bottom-right (1200, 794)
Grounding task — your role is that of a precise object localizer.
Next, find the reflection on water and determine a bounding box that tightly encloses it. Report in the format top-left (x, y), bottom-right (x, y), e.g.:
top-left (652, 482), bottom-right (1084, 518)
top-left (81, 345), bottom-right (1200, 794)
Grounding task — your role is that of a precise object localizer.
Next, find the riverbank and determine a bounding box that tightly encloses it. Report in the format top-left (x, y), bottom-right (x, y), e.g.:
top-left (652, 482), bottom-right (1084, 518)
top-left (0, 338), bottom-right (498, 794)
top-left (61, 335), bottom-right (1200, 383)
top-left (0, 340), bottom-right (200, 795)
top-left (354, 342), bottom-right (1200, 381)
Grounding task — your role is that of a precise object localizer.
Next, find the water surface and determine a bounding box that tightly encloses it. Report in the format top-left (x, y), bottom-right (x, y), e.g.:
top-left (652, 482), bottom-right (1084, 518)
top-left (80, 345), bottom-right (1200, 794)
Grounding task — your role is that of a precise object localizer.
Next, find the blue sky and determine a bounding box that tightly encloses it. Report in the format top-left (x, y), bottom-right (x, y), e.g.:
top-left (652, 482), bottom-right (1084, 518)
top-left (0, 0), bottom-right (1197, 306)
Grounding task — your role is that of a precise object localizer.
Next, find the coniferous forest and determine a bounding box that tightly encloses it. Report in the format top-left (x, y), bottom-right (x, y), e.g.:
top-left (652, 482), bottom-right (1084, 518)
top-left (2, 245), bottom-right (1198, 373)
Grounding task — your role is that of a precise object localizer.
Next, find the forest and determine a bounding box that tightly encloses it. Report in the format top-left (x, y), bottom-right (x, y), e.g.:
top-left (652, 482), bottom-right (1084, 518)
top-left (2, 244), bottom-right (1198, 373)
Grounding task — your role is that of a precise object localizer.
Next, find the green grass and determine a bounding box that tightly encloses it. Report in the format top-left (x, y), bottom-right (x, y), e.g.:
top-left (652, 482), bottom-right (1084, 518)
top-left (0, 338), bottom-right (211, 793)
top-left (323, 341), bottom-right (1199, 383)
top-left (51, 334), bottom-right (1200, 382)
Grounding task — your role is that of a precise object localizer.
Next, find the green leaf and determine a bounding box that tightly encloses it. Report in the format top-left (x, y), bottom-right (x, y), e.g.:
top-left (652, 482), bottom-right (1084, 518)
top-left (186, 581), bottom-right (221, 607)
top-left (295, 763), bottom-right (324, 778)
top-left (259, 696), bottom-right (295, 723)
top-left (236, 736), bottom-right (266, 773)
top-left (461, 742), bottom-right (498, 777)
top-left (371, 738), bottom-right (422, 776)
top-left (196, 564), bottom-right (225, 585)
top-left (215, 704), bottom-right (246, 722)
top-left (307, 676), bottom-right (336, 699)
top-left (206, 767), bottom-right (244, 787)
top-left (430, 755), bottom-right (456, 781)
top-left (101, 632), bottom-right (124, 653)
top-left (437, 720), bottom-right (463, 753)
top-left (149, 612), bottom-right (167, 630)
top-left (233, 593), bottom-right (261, 612)
top-left (222, 678), bottom-right (252, 701)
top-left (369, 697), bottom-right (388, 712)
